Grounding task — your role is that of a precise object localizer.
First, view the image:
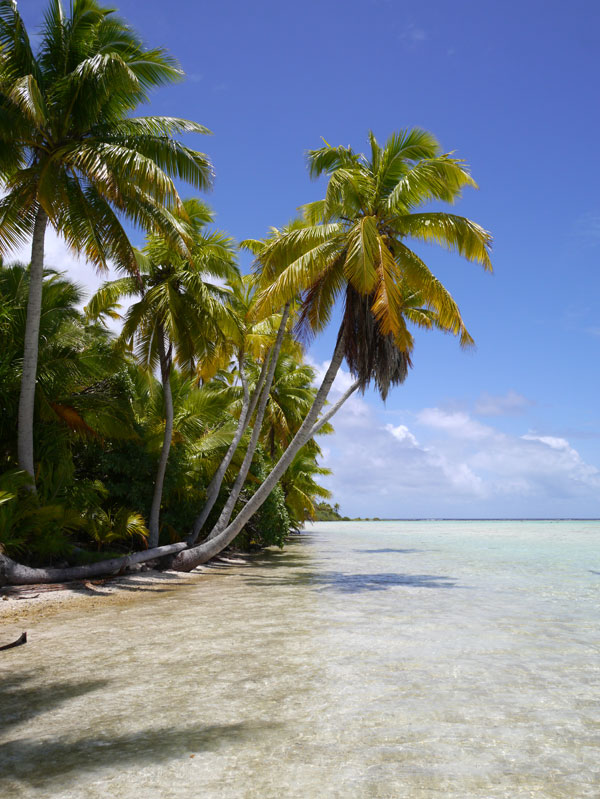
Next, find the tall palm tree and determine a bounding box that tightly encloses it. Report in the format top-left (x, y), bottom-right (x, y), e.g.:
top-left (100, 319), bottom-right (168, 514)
top-left (261, 354), bottom-right (319, 458)
top-left (170, 128), bottom-right (492, 570)
top-left (187, 274), bottom-right (293, 545)
top-left (0, 262), bottom-right (135, 461)
top-left (199, 221), bottom-right (325, 544)
top-left (0, 0), bottom-right (213, 486)
top-left (87, 199), bottom-right (238, 546)
top-left (0, 128), bottom-right (493, 586)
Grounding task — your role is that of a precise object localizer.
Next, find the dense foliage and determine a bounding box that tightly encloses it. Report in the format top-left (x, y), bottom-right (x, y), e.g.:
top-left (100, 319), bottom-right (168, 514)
top-left (0, 263), bottom-right (329, 565)
top-left (0, 1), bottom-right (490, 585)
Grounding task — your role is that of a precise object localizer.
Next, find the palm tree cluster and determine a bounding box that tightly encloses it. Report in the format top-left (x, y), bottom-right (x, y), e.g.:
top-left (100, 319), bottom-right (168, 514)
top-left (0, 0), bottom-right (492, 586)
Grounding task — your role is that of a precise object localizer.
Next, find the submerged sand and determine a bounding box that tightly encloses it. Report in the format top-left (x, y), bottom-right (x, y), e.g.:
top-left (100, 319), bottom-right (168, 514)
top-left (0, 556), bottom-right (249, 634)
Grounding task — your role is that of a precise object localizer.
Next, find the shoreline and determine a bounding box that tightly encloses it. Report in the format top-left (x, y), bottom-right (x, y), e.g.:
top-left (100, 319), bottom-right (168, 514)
top-left (0, 554), bottom-right (253, 639)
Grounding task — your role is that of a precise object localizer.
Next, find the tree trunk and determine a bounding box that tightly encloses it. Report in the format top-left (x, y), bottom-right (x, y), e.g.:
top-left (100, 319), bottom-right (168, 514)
top-left (205, 304), bottom-right (290, 541)
top-left (0, 543), bottom-right (188, 587)
top-left (306, 379), bottom-right (360, 438)
top-left (169, 330), bottom-right (347, 571)
top-left (0, 375), bottom-right (359, 587)
top-left (148, 327), bottom-right (173, 548)
top-left (187, 351), bottom-right (270, 546)
top-left (17, 205), bottom-right (48, 485)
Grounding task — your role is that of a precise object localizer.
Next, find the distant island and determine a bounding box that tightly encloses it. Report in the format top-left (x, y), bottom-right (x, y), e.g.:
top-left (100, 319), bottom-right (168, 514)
top-left (313, 503), bottom-right (382, 522)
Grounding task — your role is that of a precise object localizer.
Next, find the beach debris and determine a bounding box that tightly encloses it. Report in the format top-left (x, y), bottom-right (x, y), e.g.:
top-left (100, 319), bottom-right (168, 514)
top-left (0, 631), bottom-right (27, 651)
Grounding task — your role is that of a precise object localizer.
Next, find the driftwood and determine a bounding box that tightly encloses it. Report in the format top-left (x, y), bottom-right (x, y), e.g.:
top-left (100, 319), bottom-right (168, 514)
top-left (0, 631), bottom-right (27, 651)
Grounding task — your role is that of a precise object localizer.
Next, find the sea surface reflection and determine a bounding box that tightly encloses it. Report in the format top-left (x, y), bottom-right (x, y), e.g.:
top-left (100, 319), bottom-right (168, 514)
top-left (1, 520), bottom-right (598, 798)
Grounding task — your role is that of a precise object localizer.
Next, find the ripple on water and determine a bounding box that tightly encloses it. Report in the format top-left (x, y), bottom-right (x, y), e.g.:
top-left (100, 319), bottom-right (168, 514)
top-left (1, 519), bottom-right (598, 798)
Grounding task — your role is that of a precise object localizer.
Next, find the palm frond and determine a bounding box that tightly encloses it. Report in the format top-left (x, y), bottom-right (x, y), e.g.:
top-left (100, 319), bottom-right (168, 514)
top-left (395, 242), bottom-right (474, 348)
top-left (343, 215), bottom-right (380, 294)
top-left (397, 212), bottom-right (493, 270)
top-left (6, 73), bottom-right (47, 125)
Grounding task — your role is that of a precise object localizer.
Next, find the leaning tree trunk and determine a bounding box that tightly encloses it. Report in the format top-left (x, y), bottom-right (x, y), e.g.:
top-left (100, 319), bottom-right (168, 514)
top-left (169, 330), bottom-right (350, 571)
top-left (148, 327), bottom-right (174, 548)
top-left (205, 304), bottom-right (290, 541)
top-left (0, 374), bottom-right (359, 586)
top-left (17, 205), bottom-right (48, 486)
top-left (187, 350), bottom-right (270, 546)
top-left (0, 543), bottom-right (188, 587)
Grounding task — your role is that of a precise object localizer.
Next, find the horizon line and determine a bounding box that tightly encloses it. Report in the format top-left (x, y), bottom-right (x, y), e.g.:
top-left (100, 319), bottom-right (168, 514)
top-left (319, 517), bottom-right (600, 522)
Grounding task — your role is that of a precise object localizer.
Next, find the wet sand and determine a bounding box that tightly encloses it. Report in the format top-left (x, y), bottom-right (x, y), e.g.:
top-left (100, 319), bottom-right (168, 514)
top-left (0, 556), bottom-right (249, 632)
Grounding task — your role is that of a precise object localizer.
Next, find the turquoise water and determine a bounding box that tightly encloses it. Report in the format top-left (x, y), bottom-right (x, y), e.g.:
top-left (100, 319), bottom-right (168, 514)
top-left (1, 520), bottom-right (599, 797)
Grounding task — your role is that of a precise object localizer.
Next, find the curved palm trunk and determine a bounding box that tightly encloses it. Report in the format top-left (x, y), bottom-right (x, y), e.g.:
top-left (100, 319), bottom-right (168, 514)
top-left (170, 330), bottom-right (347, 571)
top-left (0, 375), bottom-right (360, 586)
top-left (187, 351), bottom-right (270, 546)
top-left (148, 327), bottom-right (173, 548)
top-left (305, 378), bottom-right (360, 438)
top-left (206, 304), bottom-right (290, 541)
top-left (17, 205), bottom-right (48, 485)
top-left (0, 543), bottom-right (188, 587)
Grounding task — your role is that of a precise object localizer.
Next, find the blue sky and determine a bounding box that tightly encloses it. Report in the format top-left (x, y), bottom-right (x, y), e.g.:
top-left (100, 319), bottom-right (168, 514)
top-left (19, 0), bottom-right (600, 517)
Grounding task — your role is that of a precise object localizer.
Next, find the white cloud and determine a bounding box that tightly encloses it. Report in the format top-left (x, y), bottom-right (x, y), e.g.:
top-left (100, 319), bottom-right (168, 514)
top-left (309, 360), bottom-right (600, 517)
top-left (8, 228), bottom-right (121, 306)
top-left (522, 434), bottom-right (570, 450)
top-left (385, 423), bottom-right (419, 447)
top-left (417, 407), bottom-right (494, 441)
top-left (474, 390), bottom-right (534, 416)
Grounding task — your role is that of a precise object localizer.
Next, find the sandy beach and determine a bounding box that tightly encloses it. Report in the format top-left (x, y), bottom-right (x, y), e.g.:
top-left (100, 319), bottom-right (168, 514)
top-left (0, 556), bottom-right (250, 638)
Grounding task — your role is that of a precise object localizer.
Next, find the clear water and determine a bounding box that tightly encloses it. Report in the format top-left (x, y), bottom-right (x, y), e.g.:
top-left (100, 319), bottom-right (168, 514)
top-left (1, 520), bottom-right (599, 798)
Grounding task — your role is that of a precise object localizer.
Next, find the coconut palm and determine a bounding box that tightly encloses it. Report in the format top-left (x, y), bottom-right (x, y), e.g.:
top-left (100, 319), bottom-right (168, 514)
top-left (86, 199), bottom-right (238, 546)
top-left (281, 444), bottom-right (332, 527)
top-left (188, 263), bottom-right (300, 546)
top-left (0, 263), bottom-right (144, 562)
top-left (0, 0), bottom-right (213, 486)
top-left (170, 128), bottom-right (492, 571)
top-left (0, 128), bottom-right (492, 585)
top-left (199, 223), bottom-right (323, 544)
top-left (261, 354), bottom-right (319, 458)
top-left (0, 262), bottom-right (136, 464)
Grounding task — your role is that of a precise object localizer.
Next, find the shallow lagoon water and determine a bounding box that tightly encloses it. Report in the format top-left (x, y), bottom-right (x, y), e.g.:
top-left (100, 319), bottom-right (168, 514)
top-left (1, 520), bottom-right (599, 798)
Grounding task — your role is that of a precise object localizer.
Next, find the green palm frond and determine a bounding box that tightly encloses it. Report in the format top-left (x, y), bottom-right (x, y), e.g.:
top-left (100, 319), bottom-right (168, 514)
top-left (395, 242), bottom-right (474, 348)
top-left (397, 212), bottom-right (493, 270)
top-left (0, 0), bottom-right (214, 270)
top-left (251, 128), bottom-right (491, 397)
top-left (307, 142), bottom-right (361, 178)
top-left (385, 156), bottom-right (477, 211)
top-left (343, 216), bottom-right (380, 294)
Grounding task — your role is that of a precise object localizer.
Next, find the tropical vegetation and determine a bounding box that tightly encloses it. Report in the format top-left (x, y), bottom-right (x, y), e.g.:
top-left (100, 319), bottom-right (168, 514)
top-left (0, 0), bottom-right (492, 587)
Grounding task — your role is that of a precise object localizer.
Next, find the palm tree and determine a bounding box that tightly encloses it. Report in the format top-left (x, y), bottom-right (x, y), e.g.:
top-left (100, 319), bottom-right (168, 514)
top-left (0, 262), bottom-right (136, 465)
top-left (261, 354), bottom-right (319, 458)
top-left (0, 128), bottom-right (492, 585)
top-left (0, 0), bottom-right (213, 487)
top-left (170, 128), bottom-right (492, 570)
top-left (0, 262), bottom-right (144, 562)
top-left (87, 199), bottom-right (238, 547)
top-left (281, 444), bottom-right (332, 527)
top-left (199, 222), bottom-right (325, 544)
top-left (187, 274), bottom-right (292, 544)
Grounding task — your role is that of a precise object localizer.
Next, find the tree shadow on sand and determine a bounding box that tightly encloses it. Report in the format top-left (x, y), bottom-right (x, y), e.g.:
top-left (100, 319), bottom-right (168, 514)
top-left (0, 670), bottom-right (109, 735)
top-left (353, 548), bottom-right (423, 554)
top-left (1, 670), bottom-right (280, 788)
top-left (1, 718), bottom-right (280, 789)
top-left (243, 569), bottom-right (458, 592)
top-left (308, 571), bottom-right (457, 592)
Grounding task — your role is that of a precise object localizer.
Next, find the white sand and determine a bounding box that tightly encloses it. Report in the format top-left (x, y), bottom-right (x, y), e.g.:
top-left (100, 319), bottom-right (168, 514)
top-left (0, 555), bottom-right (251, 637)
